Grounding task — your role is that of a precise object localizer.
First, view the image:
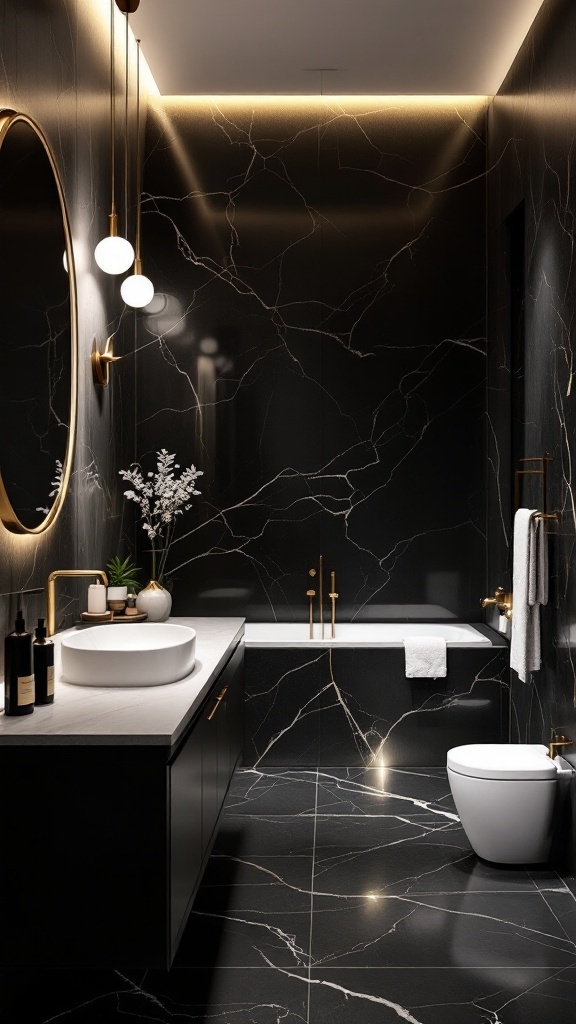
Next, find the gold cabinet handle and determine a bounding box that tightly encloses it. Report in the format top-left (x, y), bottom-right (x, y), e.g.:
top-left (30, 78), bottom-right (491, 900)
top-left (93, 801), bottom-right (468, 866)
top-left (207, 685), bottom-right (228, 721)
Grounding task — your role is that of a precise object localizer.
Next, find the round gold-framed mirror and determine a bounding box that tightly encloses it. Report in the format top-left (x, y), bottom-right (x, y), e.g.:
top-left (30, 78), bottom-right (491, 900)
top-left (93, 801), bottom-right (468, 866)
top-left (0, 110), bottom-right (77, 534)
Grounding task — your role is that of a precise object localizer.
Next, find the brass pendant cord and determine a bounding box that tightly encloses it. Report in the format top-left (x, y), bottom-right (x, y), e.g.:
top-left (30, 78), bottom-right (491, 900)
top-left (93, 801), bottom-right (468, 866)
top-left (135, 38), bottom-right (142, 266)
top-left (124, 7), bottom-right (130, 240)
top-left (109, 0), bottom-right (116, 223)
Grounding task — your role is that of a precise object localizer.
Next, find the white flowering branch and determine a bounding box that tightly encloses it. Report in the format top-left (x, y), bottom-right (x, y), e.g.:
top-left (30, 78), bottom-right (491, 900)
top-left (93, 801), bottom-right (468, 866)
top-left (119, 449), bottom-right (202, 583)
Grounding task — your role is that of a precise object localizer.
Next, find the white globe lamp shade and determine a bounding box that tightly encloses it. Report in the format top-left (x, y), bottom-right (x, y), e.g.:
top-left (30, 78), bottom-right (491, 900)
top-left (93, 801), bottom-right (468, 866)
top-left (121, 272), bottom-right (155, 308)
top-left (94, 234), bottom-right (135, 275)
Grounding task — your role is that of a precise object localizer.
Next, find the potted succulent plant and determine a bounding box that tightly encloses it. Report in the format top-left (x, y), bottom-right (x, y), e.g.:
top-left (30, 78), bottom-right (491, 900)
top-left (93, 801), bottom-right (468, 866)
top-left (106, 555), bottom-right (141, 611)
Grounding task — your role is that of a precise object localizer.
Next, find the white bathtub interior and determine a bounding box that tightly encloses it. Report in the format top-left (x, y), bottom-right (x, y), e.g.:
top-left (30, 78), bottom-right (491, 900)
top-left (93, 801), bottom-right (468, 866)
top-left (243, 622), bottom-right (492, 647)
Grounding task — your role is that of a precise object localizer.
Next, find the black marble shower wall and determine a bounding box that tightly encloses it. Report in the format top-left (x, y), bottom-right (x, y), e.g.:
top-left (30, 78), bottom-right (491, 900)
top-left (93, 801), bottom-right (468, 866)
top-left (486, 0), bottom-right (576, 760)
top-left (138, 98), bottom-right (488, 622)
top-left (0, 0), bottom-right (140, 653)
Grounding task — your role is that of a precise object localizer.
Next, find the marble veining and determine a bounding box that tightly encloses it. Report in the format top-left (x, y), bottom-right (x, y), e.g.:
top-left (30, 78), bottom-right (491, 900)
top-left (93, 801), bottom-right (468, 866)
top-left (2, 766), bottom-right (575, 1022)
top-left (243, 641), bottom-right (508, 766)
top-left (137, 97), bottom-right (489, 625)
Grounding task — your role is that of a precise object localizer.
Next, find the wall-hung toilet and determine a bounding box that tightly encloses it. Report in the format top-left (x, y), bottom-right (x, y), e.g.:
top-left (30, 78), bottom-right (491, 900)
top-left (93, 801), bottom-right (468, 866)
top-left (447, 743), bottom-right (558, 864)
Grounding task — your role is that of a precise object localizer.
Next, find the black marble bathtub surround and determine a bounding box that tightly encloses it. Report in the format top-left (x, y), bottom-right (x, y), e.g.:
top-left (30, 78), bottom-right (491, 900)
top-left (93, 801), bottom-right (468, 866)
top-left (137, 98), bottom-right (489, 624)
top-left (244, 640), bottom-right (509, 767)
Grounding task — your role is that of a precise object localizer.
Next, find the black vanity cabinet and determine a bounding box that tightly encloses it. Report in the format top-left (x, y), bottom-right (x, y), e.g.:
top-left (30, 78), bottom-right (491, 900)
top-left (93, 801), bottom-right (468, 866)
top-left (169, 641), bottom-right (244, 957)
top-left (0, 640), bottom-right (244, 969)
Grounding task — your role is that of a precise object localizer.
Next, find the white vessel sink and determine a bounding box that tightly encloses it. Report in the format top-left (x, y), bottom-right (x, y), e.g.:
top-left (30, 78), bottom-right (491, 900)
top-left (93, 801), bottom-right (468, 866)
top-left (60, 623), bottom-right (196, 687)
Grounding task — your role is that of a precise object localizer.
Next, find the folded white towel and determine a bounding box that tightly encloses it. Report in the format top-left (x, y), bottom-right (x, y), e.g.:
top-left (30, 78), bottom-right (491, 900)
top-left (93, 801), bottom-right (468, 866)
top-left (510, 508), bottom-right (548, 682)
top-left (403, 636), bottom-right (447, 678)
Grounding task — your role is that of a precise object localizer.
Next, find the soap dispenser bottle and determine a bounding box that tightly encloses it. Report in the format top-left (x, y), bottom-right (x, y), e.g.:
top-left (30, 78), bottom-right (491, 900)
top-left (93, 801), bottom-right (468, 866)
top-left (4, 610), bottom-right (34, 716)
top-left (33, 618), bottom-right (54, 705)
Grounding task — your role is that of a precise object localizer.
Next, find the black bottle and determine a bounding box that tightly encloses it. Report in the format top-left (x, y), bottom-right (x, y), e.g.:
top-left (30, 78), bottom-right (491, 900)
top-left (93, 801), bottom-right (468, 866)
top-left (4, 610), bottom-right (34, 716)
top-left (33, 618), bottom-right (54, 706)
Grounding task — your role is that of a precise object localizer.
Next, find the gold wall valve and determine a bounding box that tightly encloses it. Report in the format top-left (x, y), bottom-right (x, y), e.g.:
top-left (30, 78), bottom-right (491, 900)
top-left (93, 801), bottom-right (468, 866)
top-left (481, 586), bottom-right (513, 619)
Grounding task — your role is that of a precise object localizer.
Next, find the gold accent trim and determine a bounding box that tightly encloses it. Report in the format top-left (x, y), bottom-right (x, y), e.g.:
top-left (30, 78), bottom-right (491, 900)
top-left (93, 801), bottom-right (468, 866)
top-left (46, 570), bottom-right (108, 637)
top-left (92, 335), bottom-right (122, 388)
top-left (0, 109), bottom-right (78, 536)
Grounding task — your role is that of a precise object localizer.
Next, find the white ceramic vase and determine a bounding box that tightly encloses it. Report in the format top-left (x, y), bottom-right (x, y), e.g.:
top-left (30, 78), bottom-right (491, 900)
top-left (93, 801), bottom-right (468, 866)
top-left (136, 580), bottom-right (172, 622)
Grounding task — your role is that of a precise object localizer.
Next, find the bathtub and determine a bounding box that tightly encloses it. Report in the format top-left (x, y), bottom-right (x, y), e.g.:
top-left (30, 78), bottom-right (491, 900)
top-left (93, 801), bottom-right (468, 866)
top-left (242, 621), bottom-right (507, 767)
top-left (243, 622), bottom-right (492, 648)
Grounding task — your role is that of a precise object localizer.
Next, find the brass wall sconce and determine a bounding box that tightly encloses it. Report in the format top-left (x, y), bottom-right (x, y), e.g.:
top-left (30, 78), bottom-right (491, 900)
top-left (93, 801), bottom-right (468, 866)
top-left (91, 335), bottom-right (122, 388)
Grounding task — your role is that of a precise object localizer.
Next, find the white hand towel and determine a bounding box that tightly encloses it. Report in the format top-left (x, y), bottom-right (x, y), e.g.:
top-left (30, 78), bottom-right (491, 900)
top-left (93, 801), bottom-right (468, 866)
top-left (510, 508), bottom-right (548, 682)
top-left (403, 636), bottom-right (447, 678)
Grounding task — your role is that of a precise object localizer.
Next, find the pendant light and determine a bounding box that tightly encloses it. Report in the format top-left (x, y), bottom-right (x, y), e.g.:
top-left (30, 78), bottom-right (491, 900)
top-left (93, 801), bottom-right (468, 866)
top-left (94, 0), bottom-right (135, 274)
top-left (121, 37), bottom-right (155, 308)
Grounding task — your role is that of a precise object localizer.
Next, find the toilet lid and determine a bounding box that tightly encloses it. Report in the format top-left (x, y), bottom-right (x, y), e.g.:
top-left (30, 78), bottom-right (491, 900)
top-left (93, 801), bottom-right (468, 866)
top-left (447, 744), bottom-right (557, 780)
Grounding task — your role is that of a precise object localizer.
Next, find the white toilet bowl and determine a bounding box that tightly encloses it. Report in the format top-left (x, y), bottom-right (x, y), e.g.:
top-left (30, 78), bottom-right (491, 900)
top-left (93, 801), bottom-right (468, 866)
top-left (447, 743), bottom-right (558, 864)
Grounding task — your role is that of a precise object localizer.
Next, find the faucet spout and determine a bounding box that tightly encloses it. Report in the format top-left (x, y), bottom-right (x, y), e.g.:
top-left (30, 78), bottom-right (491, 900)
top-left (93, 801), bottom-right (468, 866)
top-left (46, 569), bottom-right (108, 637)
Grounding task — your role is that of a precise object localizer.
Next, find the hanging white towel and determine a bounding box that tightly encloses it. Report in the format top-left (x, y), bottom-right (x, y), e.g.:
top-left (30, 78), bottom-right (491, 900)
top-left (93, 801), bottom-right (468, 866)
top-left (403, 636), bottom-right (447, 678)
top-left (510, 508), bottom-right (548, 682)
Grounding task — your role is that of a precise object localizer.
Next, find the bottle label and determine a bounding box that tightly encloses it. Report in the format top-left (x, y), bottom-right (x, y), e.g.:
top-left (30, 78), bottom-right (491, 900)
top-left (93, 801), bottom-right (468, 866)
top-left (18, 674), bottom-right (35, 705)
top-left (47, 665), bottom-right (55, 697)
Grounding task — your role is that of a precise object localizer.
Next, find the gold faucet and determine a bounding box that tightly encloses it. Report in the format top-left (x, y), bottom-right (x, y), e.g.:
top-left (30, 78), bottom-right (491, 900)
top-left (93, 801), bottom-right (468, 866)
top-left (548, 731), bottom-right (573, 760)
top-left (328, 571), bottom-right (338, 639)
top-left (481, 586), bottom-right (513, 619)
top-left (46, 569), bottom-right (108, 637)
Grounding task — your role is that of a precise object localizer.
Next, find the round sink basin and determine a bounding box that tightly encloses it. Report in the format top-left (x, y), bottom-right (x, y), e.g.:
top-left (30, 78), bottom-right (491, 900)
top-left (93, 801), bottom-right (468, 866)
top-left (60, 623), bottom-right (196, 687)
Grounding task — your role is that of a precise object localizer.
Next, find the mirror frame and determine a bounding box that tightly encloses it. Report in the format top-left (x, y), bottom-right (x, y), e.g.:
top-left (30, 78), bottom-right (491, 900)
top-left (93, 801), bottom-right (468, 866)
top-left (0, 110), bottom-right (78, 535)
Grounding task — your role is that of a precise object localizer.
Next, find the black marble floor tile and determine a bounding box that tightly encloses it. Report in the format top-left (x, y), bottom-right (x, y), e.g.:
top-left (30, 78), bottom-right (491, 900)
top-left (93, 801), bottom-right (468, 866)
top-left (0, 968), bottom-right (310, 1024)
top-left (225, 767), bottom-right (318, 815)
top-left (313, 815), bottom-right (541, 895)
top-left (528, 867), bottom-right (574, 892)
top-left (153, 967), bottom-right (310, 1021)
top-left (212, 812), bottom-right (316, 857)
top-left (199, 849), bottom-right (314, 892)
top-left (536, 888), bottom-right (576, 943)
top-left (0, 970), bottom-right (129, 1024)
top-left (307, 967), bottom-right (576, 1023)
top-left (175, 855), bottom-right (313, 969)
top-left (2, 766), bottom-right (575, 1023)
top-left (174, 894), bottom-right (312, 969)
top-left (315, 766), bottom-right (455, 816)
top-left (310, 890), bottom-right (576, 968)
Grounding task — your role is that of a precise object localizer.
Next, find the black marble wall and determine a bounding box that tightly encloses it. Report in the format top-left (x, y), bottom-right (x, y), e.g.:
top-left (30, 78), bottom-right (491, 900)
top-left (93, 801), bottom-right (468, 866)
top-left (486, 0), bottom-right (576, 767)
top-left (137, 98), bottom-right (489, 623)
top-left (0, 0), bottom-right (143, 657)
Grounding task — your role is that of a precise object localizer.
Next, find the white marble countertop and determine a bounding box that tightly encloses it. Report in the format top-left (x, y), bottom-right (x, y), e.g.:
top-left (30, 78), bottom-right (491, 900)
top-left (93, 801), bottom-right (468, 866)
top-left (0, 617), bottom-right (244, 747)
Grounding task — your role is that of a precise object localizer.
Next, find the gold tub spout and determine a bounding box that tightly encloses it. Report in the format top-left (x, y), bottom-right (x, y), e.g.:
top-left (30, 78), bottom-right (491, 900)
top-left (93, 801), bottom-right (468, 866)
top-left (328, 571), bottom-right (338, 639)
top-left (46, 569), bottom-right (108, 637)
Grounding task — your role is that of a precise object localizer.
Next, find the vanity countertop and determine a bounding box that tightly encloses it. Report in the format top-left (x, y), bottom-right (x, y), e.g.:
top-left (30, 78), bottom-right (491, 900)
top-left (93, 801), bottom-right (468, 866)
top-left (0, 616), bottom-right (244, 747)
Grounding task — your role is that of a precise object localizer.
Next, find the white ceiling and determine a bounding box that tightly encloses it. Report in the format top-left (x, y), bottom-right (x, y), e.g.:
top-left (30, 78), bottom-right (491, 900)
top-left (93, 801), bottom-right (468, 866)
top-left (129, 0), bottom-right (546, 96)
